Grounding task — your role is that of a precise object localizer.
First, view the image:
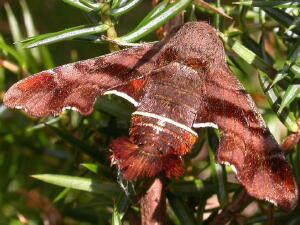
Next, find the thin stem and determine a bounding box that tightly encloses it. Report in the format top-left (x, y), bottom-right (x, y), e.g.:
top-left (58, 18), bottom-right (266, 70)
top-left (267, 204), bottom-right (274, 225)
top-left (140, 178), bottom-right (166, 225)
top-left (101, 3), bottom-right (120, 52)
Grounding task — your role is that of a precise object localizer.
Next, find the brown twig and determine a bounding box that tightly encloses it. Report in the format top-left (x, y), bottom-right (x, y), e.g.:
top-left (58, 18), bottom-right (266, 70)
top-left (140, 178), bottom-right (166, 225)
top-left (209, 190), bottom-right (252, 225)
top-left (281, 118), bottom-right (300, 152)
top-left (267, 204), bottom-right (274, 225)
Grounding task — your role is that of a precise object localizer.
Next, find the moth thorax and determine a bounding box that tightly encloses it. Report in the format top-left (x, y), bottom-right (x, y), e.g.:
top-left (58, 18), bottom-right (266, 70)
top-left (130, 113), bottom-right (198, 156)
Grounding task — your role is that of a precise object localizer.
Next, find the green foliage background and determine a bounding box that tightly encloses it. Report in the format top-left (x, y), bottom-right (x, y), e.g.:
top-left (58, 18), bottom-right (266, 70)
top-left (0, 0), bottom-right (300, 224)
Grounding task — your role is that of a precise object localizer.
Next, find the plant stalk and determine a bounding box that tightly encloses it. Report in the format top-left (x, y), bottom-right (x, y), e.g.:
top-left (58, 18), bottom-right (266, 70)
top-left (101, 3), bottom-right (120, 51)
top-left (140, 178), bottom-right (166, 225)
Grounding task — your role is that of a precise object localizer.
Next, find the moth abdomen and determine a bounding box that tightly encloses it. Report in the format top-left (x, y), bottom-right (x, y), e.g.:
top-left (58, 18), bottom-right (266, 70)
top-left (110, 137), bottom-right (184, 181)
top-left (109, 62), bottom-right (202, 181)
top-left (130, 113), bottom-right (197, 154)
top-left (110, 113), bottom-right (197, 181)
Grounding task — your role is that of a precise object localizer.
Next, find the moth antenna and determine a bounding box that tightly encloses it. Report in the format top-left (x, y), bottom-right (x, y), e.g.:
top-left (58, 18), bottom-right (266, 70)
top-left (110, 137), bottom-right (183, 181)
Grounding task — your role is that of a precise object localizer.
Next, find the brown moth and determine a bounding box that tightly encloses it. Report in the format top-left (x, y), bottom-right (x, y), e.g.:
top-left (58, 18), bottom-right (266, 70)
top-left (3, 22), bottom-right (298, 211)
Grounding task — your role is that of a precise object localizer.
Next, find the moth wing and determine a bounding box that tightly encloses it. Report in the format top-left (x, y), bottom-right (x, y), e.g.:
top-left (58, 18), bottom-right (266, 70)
top-left (4, 44), bottom-right (156, 117)
top-left (194, 67), bottom-right (298, 211)
top-left (104, 77), bottom-right (147, 107)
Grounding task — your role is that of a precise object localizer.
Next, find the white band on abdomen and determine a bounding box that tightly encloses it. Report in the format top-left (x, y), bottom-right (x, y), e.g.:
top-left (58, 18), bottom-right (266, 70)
top-left (132, 111), bottom-right (198, 136)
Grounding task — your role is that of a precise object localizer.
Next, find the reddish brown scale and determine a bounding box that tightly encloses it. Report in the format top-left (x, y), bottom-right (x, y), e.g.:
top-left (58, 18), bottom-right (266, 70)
top-left (116, 78), bottom-right (147, 102)
top-left (17, 72), bottom-right (54, 91)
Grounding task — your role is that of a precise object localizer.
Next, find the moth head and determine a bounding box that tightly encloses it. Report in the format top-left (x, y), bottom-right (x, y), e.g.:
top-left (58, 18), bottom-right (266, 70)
top-left (159, 22), bottom-right (226, 69)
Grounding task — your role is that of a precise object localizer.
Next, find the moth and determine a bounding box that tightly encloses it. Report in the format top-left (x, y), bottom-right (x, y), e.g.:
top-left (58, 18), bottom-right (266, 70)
top-left (4, 22), bottom-right (298, 211)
